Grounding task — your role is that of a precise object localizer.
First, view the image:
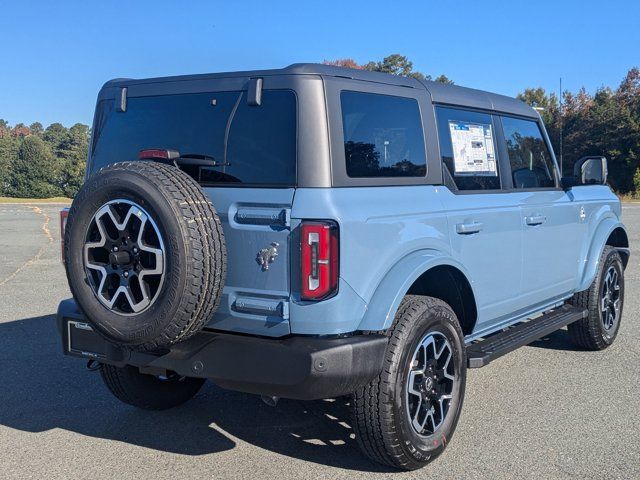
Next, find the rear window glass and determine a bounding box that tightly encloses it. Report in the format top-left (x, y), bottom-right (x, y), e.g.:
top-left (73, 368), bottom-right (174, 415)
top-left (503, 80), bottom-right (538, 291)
top-left (340, 91), bottom-right (427, 178)
top-left (90, 90), bottom-right (297, 186)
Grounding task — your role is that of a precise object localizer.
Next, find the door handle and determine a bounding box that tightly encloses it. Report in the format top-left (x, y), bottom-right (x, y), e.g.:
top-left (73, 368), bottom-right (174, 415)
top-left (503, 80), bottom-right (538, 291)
top-left (456, 221), bottom-right (483, 235)
top-left (525, 215), bottom-right (547, 226)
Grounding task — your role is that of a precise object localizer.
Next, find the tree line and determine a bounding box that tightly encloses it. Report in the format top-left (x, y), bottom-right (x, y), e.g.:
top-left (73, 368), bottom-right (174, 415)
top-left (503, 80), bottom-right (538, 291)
top-left (1, 55), bottom-right (638, 198)
top-left (517, 67), bottom-right (640, 194)
top-left (0, 120), bottom-right (88, 198)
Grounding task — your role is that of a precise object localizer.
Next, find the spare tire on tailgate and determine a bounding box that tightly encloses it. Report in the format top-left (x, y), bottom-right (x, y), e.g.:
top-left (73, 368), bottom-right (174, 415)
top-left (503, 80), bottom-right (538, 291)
top-left (64, 161), bottom-right (226, 351)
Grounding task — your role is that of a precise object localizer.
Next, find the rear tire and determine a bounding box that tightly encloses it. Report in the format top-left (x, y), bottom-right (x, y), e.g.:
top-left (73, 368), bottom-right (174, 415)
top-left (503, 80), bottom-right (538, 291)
top-left (568, 246), bottom-right (624, 350)
top-left (351, 295), bottom-right (466, 470)
top-left (100, 364), bottom-right (205, 410)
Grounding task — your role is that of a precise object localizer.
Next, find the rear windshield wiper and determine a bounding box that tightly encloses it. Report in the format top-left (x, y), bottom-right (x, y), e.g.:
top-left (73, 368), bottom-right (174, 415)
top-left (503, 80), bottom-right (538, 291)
top-left (178, 153), bottom-right (231, 167)
top-left (138, 149), bottom-right (230, 167)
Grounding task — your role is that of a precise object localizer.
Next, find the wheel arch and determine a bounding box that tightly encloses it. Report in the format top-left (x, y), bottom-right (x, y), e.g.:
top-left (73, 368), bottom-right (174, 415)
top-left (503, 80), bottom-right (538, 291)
top-left (577, 218), bottom-right (629, 292)
top-left (357, 250), bottom-right (478, 335)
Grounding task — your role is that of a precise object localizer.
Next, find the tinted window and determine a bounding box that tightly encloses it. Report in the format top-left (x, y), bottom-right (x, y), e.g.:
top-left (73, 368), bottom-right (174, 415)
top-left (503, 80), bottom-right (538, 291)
top-left (91, 90), bottom-right (296, 186)
top-left (501, 116), bottom-right (556, 189)
top-left (436, 107), bottom-right (500, 191)
top-left (341, 91), bottom-right (426, 178)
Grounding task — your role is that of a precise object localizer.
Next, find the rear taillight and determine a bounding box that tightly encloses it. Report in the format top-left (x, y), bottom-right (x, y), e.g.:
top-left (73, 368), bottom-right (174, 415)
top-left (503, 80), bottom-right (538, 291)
top-left (300, 221), bottom-right (339, 301)
top-left (60, 208), bottom-right (69, 263)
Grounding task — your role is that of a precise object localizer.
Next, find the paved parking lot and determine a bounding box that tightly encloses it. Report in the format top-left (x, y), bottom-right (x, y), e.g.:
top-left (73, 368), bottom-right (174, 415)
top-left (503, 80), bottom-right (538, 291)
top-left (0, 203), bottom-right (638, 479)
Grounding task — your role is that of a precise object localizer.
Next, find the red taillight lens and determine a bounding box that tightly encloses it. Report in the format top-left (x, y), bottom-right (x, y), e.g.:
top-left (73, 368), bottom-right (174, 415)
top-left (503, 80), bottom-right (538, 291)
top-left (300, 221), bottom-right (339, 301)
top-left (60, 208), bottom-right (69, 263)
top-left (138, 149), bottom-right (180, 160)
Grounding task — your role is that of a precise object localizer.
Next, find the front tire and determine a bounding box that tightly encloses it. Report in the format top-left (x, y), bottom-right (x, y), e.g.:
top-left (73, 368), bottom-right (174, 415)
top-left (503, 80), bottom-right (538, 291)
top-left (100, 364), bottom-right (205, 410)
top-left (351, 295), bottom-right (466, 470)
top-left (568, 246), bottom-right (625, 350)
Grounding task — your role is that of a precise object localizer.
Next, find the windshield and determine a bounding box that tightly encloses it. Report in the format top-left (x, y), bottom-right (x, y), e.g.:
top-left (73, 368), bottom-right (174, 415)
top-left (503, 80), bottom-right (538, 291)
top-left (90, 89), bottom-right (297, 186)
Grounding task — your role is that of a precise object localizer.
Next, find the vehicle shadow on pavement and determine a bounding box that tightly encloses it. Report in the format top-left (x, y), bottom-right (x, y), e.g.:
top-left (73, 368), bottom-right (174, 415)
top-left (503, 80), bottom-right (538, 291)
top-left (0, 314), bottom-right (393, 472)
top-left (527, 328), bottom-right (584, 352)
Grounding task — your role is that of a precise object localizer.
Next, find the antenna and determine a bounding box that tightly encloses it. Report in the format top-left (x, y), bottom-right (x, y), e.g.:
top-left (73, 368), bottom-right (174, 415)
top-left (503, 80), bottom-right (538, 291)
top-left (559, 77), bottom-right (563, 175)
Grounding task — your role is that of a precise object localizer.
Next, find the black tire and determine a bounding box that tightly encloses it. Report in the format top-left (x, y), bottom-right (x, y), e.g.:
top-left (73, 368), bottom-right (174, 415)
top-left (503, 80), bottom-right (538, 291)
top-left (351, 295), bottom-right (466, 470)
top-left (100, 364), bottom-right (205, 410)
top-left (568, 246), bottom-right (624, 350)
top-left (64, 161), bottom-right (226, 351)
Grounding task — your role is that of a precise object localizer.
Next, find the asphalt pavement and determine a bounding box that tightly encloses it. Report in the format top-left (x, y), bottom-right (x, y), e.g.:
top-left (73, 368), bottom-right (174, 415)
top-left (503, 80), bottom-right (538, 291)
top-left (0, 203), bottom-right (638, 479)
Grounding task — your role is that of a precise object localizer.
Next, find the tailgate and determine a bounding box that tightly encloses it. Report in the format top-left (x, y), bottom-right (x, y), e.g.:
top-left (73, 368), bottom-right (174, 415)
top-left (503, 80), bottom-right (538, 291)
top-left (205, 187), bottom-right (295, 336)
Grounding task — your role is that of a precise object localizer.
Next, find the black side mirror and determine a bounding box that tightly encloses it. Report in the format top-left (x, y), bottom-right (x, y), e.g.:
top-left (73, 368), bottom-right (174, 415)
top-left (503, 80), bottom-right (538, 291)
top-left (562, 156), bottom-right (608, 189)
top-left (574, 156), bottom-right (608, 185)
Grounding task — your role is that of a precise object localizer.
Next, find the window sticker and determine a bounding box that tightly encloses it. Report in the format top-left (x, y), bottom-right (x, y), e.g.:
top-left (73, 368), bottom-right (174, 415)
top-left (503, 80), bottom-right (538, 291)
top-left (448, 121), bottom-right (497, 176)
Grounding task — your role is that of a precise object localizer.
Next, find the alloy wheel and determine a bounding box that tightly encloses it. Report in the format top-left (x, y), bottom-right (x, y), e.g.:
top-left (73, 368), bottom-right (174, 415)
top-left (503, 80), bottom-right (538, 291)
top-left (83, 199), bottom-right (165, 315)
top-left (405, 331), bottom-right (457, 436)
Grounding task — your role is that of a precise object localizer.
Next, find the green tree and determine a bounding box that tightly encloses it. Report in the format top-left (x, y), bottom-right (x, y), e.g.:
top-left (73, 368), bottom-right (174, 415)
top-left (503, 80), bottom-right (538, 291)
top-left (0, 134), bottom-right (19, 195)
top-left (433, 74), bottom-right (454, 85)
top-left (29, 122), bottom-right (44, 136)
top-left (322, 58), bottom-right (363, 69)
top-left (633, 167), bottom-right (640, 197)
top-left (324, 54), bottom-right (453, 83)
top-left (58, 123), bottom-right (89, 197)
top-left (43, 122), bottom-right (69, 157)
top-left (363, 54), bottom-right (425, 79)
top-left (8, 135), bottom-right (62, 198)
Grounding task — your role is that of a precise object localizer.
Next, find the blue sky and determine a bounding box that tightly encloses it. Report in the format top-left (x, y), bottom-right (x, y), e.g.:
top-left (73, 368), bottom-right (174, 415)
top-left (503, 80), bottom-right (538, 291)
top-left (1, 0), bottom-right (638, 127)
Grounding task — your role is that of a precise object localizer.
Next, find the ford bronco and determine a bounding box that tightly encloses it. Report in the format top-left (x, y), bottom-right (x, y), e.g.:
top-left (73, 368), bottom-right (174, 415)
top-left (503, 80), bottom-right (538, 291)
top-left (57, 64), bottom-right (629, 470)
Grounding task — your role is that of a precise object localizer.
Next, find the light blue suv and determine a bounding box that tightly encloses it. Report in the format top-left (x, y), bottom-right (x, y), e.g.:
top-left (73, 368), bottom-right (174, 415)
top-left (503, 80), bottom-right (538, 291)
top-left (57, 64), bottom-right (629, 470)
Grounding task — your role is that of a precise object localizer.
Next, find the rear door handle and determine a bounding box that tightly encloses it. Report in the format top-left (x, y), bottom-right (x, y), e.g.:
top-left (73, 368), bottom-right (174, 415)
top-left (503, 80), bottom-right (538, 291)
top-left (525, 215), bottom-right (547, 226)
top-left (456, 222), bottom-right (483, 235)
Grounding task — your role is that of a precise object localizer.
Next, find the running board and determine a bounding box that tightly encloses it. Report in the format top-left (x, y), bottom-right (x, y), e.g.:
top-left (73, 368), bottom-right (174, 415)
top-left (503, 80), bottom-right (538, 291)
top-left (466, 305), bottom-right (588, 368)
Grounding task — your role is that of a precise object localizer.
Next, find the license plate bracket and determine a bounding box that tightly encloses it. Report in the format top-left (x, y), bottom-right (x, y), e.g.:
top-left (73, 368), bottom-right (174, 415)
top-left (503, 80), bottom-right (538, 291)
top-left (66, 320), bottom-right (108, 359)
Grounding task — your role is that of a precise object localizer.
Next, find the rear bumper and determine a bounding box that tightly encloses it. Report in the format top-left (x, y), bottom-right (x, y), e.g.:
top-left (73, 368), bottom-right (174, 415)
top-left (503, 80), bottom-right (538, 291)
top-left (57, 299), bottom-right (387, 400)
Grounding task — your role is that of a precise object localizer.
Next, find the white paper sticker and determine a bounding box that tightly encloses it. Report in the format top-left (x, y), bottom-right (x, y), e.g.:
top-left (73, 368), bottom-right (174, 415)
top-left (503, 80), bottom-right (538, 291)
top-left (448, 121), bottom-right (497, 176)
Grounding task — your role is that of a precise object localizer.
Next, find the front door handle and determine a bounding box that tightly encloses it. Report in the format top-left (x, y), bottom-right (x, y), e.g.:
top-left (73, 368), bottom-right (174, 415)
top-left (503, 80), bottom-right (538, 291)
top-left (456, 221), bottom-right (483, 235)
top-left (525, 215), bottom-right (547, 226)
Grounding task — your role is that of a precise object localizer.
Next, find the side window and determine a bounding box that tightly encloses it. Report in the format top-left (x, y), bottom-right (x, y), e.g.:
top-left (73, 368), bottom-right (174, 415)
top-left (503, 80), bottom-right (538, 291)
top-left (435, 107), bottom-right (500, 191)
top-left (341, 91), bottom-right (426, 178)
top-left (501, 116), bottom-right (556, 189)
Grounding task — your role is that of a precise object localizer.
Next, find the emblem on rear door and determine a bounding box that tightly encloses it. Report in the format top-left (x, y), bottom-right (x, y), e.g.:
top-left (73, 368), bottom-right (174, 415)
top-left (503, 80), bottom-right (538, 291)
top-left (257, 242), bottom-right (279, 271)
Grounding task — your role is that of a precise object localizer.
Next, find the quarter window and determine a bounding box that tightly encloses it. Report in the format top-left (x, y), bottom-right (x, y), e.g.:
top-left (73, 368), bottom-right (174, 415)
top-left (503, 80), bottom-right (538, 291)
top-left (435, 107), bottom-right (500, 191)
top-left (501, 116), bottom-right (556, 189)
top-left (341, 91), bottom-right (427, 178)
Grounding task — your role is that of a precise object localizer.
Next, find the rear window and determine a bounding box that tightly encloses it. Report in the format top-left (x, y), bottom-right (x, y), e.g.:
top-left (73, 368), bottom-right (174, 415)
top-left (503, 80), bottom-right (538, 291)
top-left (90, 90), bottom-right (297, 186)
top-left (340, 91), bottom-right (427, 178)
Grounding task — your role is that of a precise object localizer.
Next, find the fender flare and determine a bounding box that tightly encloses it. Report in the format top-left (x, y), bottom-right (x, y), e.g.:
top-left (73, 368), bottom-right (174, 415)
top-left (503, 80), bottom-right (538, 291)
top-left (357, 249), bottom-right (476, 332)
top-left (577, 217), bottom-right (628, 292)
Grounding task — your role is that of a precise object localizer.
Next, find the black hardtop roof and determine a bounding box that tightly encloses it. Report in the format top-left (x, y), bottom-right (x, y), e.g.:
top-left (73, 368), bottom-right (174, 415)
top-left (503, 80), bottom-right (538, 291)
top-left (103, 63), bottom-right (537, 118)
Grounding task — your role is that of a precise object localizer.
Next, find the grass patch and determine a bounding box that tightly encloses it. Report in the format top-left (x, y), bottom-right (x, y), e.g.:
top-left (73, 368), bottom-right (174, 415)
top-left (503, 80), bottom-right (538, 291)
top-left (0, 196), bottom-right (72, 204)
top-left (617, 193), bottom-right (639, 203)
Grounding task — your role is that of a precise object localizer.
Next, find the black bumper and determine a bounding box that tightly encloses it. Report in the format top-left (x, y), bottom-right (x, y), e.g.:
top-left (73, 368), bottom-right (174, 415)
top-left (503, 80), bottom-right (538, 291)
top-left (57, 299), bottom-right (387, 400)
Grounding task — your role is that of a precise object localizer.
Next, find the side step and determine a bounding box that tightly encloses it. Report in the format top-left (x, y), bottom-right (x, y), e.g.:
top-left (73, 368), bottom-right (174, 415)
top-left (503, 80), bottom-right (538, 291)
top-left (466, 305), bottom-right (588, 368)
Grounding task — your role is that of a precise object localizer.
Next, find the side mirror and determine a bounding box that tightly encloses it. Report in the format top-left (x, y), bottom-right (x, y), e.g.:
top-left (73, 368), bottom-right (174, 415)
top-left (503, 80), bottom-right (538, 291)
top-left (573, 156), bottom-right (608, 185)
